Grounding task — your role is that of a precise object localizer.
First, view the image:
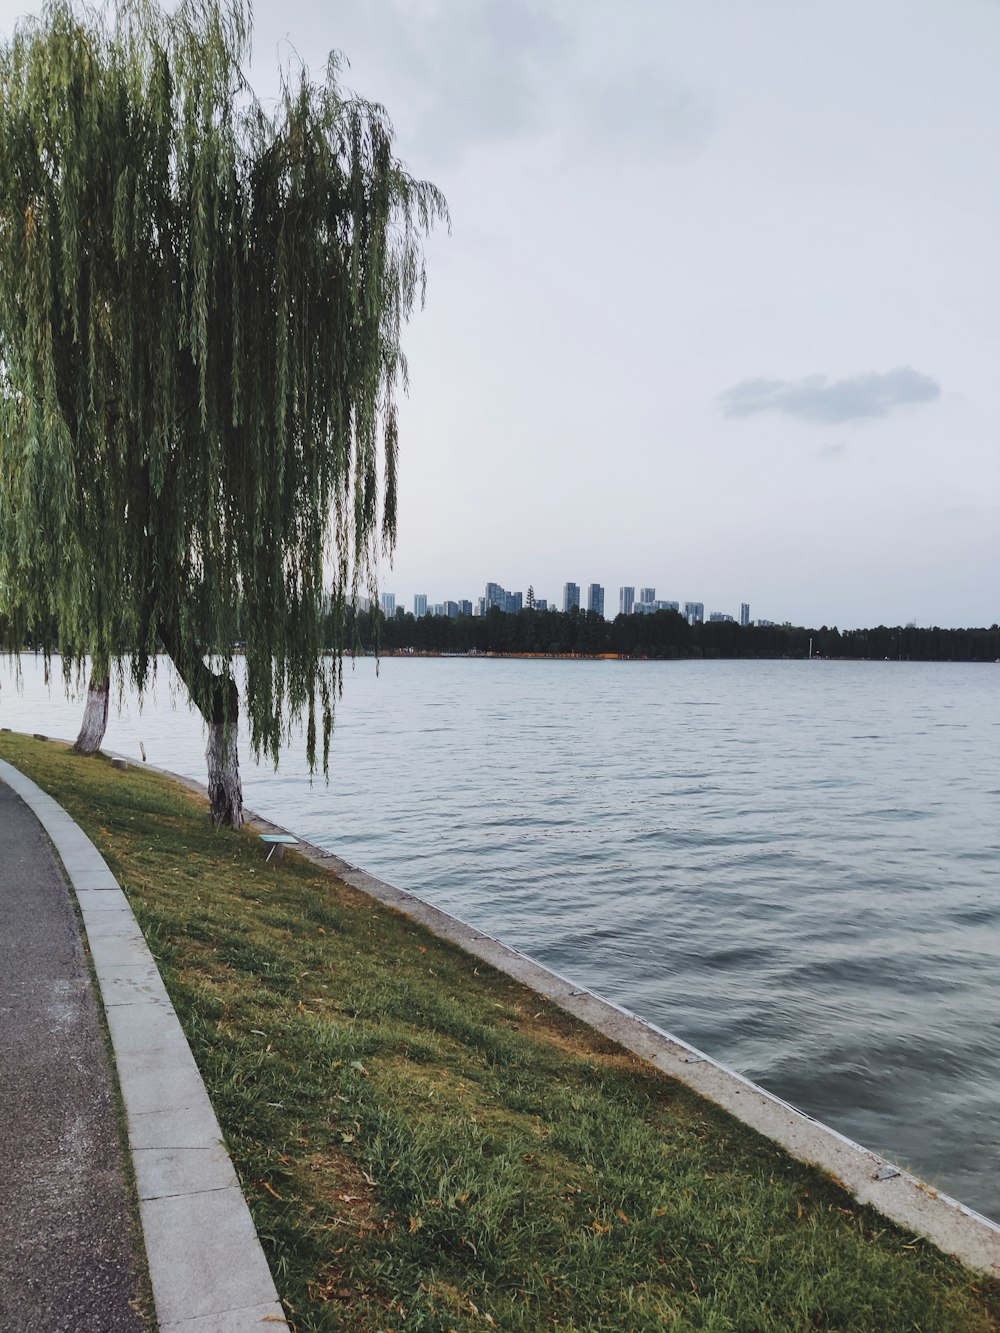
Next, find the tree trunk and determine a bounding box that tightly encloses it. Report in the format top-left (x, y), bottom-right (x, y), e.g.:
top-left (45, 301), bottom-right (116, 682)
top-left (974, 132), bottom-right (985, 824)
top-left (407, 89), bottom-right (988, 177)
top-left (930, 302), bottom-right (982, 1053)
top-left (157, 620), bottom-right (244, 828)
top-left (73, 671), bottom-right (110, 754)
top-left (205, 701), bottom-right (244, 829)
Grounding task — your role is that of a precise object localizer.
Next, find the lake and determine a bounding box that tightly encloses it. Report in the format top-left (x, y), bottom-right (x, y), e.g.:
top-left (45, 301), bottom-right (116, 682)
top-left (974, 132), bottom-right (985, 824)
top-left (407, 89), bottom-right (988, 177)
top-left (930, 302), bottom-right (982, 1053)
top-left (4, 654), bottom-right (999, 1219)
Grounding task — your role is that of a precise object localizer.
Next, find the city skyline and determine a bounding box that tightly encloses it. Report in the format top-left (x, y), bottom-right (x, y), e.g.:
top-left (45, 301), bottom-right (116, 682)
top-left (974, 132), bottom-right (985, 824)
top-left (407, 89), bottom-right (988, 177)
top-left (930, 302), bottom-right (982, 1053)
top-left (377, 556), bottom-right (992, 631)
top-left (370, 574), bottom-right (977, 633)
top-left (375, 572), bottom-right (997, 629)
top-left (394, 578), bottom-right (758, 625)
top-left (374, 571), bottom-right (995, 629)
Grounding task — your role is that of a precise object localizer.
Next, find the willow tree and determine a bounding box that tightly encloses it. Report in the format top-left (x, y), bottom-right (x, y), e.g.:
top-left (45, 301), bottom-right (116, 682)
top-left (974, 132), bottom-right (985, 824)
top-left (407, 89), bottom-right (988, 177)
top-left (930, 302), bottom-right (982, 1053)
top-left (0, 0), bottom-right (446, 823)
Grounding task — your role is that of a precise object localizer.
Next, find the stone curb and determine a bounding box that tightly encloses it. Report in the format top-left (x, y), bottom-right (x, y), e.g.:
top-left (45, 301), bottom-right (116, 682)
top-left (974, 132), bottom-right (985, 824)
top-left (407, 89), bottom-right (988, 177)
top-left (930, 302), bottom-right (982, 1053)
top-left (0, 757), bottom-right (288, 1332)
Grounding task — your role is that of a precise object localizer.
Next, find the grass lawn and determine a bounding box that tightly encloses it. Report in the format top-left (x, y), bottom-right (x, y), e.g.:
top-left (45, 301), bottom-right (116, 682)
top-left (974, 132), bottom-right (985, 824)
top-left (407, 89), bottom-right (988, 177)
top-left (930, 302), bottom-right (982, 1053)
top-left (3, 732), bottom-right (999, 1332)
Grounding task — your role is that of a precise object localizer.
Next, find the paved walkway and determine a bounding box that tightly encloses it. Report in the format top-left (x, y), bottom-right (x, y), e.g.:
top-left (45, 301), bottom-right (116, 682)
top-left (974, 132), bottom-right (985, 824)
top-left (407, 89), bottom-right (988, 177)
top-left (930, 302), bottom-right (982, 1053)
top-left (0, 778), bottom-right (145, 1332)
top-left (0, 756), bottom-right (288, 1330)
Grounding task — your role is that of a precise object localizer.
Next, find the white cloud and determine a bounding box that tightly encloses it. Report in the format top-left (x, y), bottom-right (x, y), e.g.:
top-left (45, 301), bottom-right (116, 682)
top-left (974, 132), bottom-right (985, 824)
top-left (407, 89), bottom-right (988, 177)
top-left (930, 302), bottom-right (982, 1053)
top-left (720, 368), bottom-right (941, 424)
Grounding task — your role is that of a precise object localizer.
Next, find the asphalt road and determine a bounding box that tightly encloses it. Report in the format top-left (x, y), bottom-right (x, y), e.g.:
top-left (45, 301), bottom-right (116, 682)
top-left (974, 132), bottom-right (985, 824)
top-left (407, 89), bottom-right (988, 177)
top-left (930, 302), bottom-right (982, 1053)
top-left (0, 779), bottom-right (146, 1332)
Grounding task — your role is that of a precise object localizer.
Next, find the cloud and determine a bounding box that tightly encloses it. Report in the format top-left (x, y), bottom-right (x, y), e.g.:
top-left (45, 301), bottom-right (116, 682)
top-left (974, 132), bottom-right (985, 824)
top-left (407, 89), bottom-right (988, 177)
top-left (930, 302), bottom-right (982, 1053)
top-left (392, 0), bottom-right (570, 158)
top-left (720, 367), bottom-right (941, 424)
top-left (305, 0), bottom-right (710, 166)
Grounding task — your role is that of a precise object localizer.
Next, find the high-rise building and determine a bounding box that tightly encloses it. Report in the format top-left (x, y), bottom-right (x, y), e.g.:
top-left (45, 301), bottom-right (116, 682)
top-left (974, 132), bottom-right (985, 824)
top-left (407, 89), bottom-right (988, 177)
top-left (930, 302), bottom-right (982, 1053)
top-left (619, 586), bottom-right (635, 616)
top-left (659, 600), bottom-right (680, 613)
top-left (380, 592), bottom-right (396, 617)
top-left (740, 602), bottom-right (750, 627)
top-left (587, 583), bottom-right (605, 617)
top-left (684, 601), bottom-right (704, 625)
top-left (482, 582), bottom-right (524, 613)
top-left (458, 600), bottom-right (473, 617)
top-left (640, 587), bottom-right (655, 604)
top-left (709, 611), bottom-right (734, 622)
top-left (485, 581), bottom-right (506, 611)
top-left (563, 582), bottom-right (580, 613)
top-left (535, 599), bottom-right (548, 611)
top-left (413, 594), bottom-right (428, 618)
top-left (444, 600), bottom-right (459, 619)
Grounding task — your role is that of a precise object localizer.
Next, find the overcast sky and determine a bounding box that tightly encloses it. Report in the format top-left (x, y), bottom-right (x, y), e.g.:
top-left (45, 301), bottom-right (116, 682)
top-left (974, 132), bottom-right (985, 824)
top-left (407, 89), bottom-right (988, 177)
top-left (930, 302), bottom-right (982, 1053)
top-left (3, 0), bottom-right (998, 628)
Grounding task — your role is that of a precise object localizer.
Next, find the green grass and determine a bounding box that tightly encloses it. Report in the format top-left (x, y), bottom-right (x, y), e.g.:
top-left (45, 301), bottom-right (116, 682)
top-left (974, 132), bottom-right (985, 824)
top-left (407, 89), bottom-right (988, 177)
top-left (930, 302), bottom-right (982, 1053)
top-left (3, 731), bottom-right (999, 1332)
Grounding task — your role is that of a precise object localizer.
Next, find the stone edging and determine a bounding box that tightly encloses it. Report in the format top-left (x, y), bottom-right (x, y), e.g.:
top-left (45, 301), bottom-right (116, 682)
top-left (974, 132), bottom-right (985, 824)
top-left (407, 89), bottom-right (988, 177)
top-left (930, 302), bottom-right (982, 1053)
top-left (0, 758), bottom-right (287, 1331)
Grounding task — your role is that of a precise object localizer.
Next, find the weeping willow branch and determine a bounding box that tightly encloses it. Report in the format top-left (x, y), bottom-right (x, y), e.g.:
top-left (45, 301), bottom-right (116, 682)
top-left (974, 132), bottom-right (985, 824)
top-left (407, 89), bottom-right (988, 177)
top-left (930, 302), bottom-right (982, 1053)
top-left (0, 0), bottom-right (447, 822)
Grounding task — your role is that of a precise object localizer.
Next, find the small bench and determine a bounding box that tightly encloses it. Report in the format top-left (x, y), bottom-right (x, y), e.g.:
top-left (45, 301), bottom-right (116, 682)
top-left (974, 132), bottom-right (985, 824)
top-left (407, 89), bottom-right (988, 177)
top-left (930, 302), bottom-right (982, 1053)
top-left (259, 833), bottom-right (299, 862)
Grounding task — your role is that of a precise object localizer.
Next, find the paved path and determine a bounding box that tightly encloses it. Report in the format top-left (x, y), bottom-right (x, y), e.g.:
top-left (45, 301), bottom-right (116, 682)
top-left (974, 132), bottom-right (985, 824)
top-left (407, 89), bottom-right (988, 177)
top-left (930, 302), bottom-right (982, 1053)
top-left (0, 755), bottom-right (288, 1330)
top-left (0, 778), bottom-right (146, 1332)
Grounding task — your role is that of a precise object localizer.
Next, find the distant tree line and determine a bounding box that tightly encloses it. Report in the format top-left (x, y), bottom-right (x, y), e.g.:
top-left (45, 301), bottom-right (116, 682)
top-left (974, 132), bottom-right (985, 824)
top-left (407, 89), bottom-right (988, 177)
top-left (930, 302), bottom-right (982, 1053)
top-left (334, 607), bottom-right (1000, 662)
top-left (8, 607), bottom-right (997, 663)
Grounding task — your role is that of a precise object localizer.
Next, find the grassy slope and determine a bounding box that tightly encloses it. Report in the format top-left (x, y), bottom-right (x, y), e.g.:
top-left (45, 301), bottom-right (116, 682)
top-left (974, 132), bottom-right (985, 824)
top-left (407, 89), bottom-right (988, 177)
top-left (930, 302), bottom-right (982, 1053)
top-left (2, 732), bottom-right (998, 1333)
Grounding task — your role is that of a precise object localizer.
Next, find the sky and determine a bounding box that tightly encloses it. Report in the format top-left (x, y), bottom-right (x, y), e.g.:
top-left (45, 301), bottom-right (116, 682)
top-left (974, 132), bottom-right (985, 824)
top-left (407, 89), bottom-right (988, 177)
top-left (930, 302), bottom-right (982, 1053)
top-left (2, 0), bottom-right (998, 628)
